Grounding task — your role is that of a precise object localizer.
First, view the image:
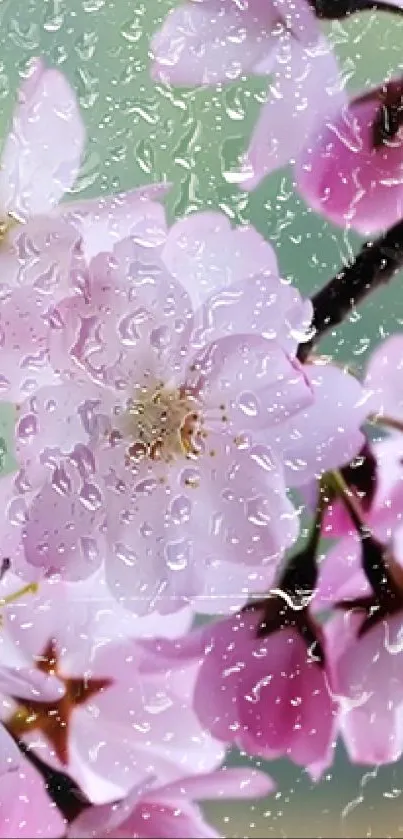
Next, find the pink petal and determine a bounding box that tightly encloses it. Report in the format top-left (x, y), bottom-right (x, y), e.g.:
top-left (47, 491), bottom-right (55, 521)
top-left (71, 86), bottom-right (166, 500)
top-left (296, 82), bottom-right (403, 234)
top-left (242, 35), bottom-right (346, 189)
top-left (162, 212), bottom-right (279, 309)
top-left (186, 334), bottom-right (313, 432)
top-left (0, 726), bottom-right (20, 776)
top-left (103, 435), bottom-right (298, 615)
top-left (60, 185), bottom-right (169, 261)
top-left (70, 796), bottom-right (218, 839)
top-left (0, 57), bottom-right (85, 219)
top-left (364, 334), bottom-right (403, 422)
top-left (313, 534), bottom-right (370, 611)
top-left (0, 664), bottom-right (64, 704)
top-left (50, 242), bottom-right (194, 389)
top-left (21, 469), bottom-right (105, 579)
top-left (161, 766), bottom-right (275, 802)
top-left (327, 611), bottom-right (403, 764)
top-left (0, 754), bottom-right (65, 837)
top-left (194, 613), bottom-right (336, 776)
top-left (14, 384), bottom-right (105, 479)
top-left (0, 286), bottom-right (57, 403)
top-left (151, 0), bottom-right (280, 86)
top-left (0, 215), bottom-right (83, 295)
top-left (73, 641), bottom-right (224, 797)
top-left (192, 273), bottom-right (313, 357)
top-left (193, 556), bottom-right (277, 615)
top-left (266, 361), bottom-right (367, 486)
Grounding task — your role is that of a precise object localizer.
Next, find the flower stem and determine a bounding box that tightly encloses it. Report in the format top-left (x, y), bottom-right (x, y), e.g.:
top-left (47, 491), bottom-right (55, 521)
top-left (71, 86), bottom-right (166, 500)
top-left (277, 485), bottom-right (328, 600)
top-left (297, 219), bottom-right (403, 362)
top-left (369, 413), bottom-right (403, 434)
top-left (327, 470), bottom-right (370, 538)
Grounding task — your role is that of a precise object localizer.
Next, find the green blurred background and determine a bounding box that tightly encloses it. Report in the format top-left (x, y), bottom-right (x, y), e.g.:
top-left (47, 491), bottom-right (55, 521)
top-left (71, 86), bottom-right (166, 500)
top-left (0, 1), bottom-right (403, 834)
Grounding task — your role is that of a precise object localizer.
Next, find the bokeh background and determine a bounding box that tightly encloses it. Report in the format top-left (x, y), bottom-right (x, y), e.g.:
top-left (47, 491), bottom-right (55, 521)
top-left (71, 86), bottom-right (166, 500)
top-left (0, 1), bottom-right (403, 834)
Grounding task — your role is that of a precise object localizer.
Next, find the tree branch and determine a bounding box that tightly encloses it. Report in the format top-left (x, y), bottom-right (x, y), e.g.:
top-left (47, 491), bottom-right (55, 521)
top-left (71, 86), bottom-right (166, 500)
top-left (297, 218), bottom-right (403, 362)
top-left (311, 0), bottom-right (403, 19)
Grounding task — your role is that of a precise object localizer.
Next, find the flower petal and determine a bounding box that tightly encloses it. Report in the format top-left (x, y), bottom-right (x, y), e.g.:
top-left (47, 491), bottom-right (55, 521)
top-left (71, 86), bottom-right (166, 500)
top-left (163, 212), bottom-right (280, 310)
top-left (192, 273), bottom-right (313, 356)
top-left (60, 186), bottom-right (169, 262)
top-left (242, 35), bottom-right (346, 189)
top-left (186, 334), bottom-right (313, 432)
top-left (49, 241), bottom-right (194, 389)
top-left (364, 333), bottom-right (403, 422)
top-left (0, 57), bottom-right (85, 219)
top-left (104, 435), bottom-right (298, 615)
top-left (266, 362), bottom-right (367, 486)
top-left (151, 0), bottom-right (280, 86)
top-left (0, 753), bottom-right (66, 837)
top-left (296, 82), bottom-right (403, 234)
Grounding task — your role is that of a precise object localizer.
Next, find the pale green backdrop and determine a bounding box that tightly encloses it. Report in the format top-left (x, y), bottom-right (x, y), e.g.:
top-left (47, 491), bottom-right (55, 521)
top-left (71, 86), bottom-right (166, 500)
top-left (1, 1), bottom-right (403, 834)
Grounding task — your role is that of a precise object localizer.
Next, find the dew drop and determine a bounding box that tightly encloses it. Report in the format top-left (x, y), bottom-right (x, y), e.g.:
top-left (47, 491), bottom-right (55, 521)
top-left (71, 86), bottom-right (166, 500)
top-left (164, 539), bottom-right (190, 571)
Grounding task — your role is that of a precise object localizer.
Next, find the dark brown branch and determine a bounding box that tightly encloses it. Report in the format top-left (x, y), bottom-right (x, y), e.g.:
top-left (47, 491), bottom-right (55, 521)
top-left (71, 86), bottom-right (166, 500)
top-left (297, 218), bottom-right (403, 362)
top-left (311, 0), bottom-right (403, 19)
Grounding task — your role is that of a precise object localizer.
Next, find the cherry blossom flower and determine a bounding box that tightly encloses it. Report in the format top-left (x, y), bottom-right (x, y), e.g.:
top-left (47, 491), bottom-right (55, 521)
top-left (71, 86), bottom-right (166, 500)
top-left (68, 767), bottom-right (274, 839)
top-left (144, 604), bottom-right (338, 779)
top-left (0, 212), bottom-right (369, 612)
top-left (296, 78), bottom-right (403, 234)
top-left (0, 573), bottom-right (223, 804)
top-left (313, 433), bottom-right (403, 764)
top-left (151, 0), bottom-right (346, 187)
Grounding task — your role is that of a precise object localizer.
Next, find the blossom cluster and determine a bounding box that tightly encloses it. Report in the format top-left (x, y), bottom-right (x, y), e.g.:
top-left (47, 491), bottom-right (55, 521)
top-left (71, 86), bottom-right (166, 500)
top-left (0, 0), bottom-right (402, 835)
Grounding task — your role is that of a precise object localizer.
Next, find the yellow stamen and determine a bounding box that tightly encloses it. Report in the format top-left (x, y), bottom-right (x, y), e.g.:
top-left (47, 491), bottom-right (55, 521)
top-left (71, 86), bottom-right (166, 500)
top-left (0, 583), bottom-right (38, 608)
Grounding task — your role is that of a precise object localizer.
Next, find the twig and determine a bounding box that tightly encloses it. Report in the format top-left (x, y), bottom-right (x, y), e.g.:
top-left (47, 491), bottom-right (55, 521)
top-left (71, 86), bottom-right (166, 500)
top-left (297, 219), bottom-right (403, 361)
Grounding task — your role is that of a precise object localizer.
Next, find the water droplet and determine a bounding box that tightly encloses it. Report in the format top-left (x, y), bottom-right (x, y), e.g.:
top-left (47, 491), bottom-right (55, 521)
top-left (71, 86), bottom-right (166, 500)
top-left (238, 391), bottom-right (259, 418)
top-left (79, 482), bottom-right (103, 511)
top-left (150, 325), bottom-right (171, 350)
top-left (164, 539), bottom-right (190, 571)
top-left (7, 497), bottom-right (27, 526)
top-left (170, 495), bottom-right (191, 525)
top-left (118, 312), bottom-right (140, 346)
top-left (113, 542), bottom-right (138, 567)
top-left (17, 413), bottom-right (37, 441)
top-left (51, 466), bottom-right (72, 497)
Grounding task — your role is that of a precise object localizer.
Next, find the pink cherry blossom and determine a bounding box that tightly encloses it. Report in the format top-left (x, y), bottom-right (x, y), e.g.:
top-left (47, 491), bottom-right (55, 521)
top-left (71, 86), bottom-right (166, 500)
top-left (150, 606), bottom-right (338, 779)
top-left (2, 217), bottom-right (310, 611)
top-left (0, 755), bottom-right (65, 838)
top-left (151, 1), bottom-right (346, 186)
top-left (311, 433), bottom-right (403, 765)
top-left (68, 767), bottom-right (274, 839)
top-left (296, 78), bottom-right (403, 234)
top-left (315, 434), bottom-right (403, 606)
top-left (1, 211), bottom-right (369, 613)
top-left (0, 574), bottom-right (224, 804)
top-left (325, 575), bottom-right (403, 766)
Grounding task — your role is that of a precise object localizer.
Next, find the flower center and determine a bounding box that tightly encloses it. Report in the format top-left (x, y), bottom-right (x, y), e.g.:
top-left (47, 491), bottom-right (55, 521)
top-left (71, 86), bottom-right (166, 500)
top-left (117, 384), bottom-right (201, 464)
